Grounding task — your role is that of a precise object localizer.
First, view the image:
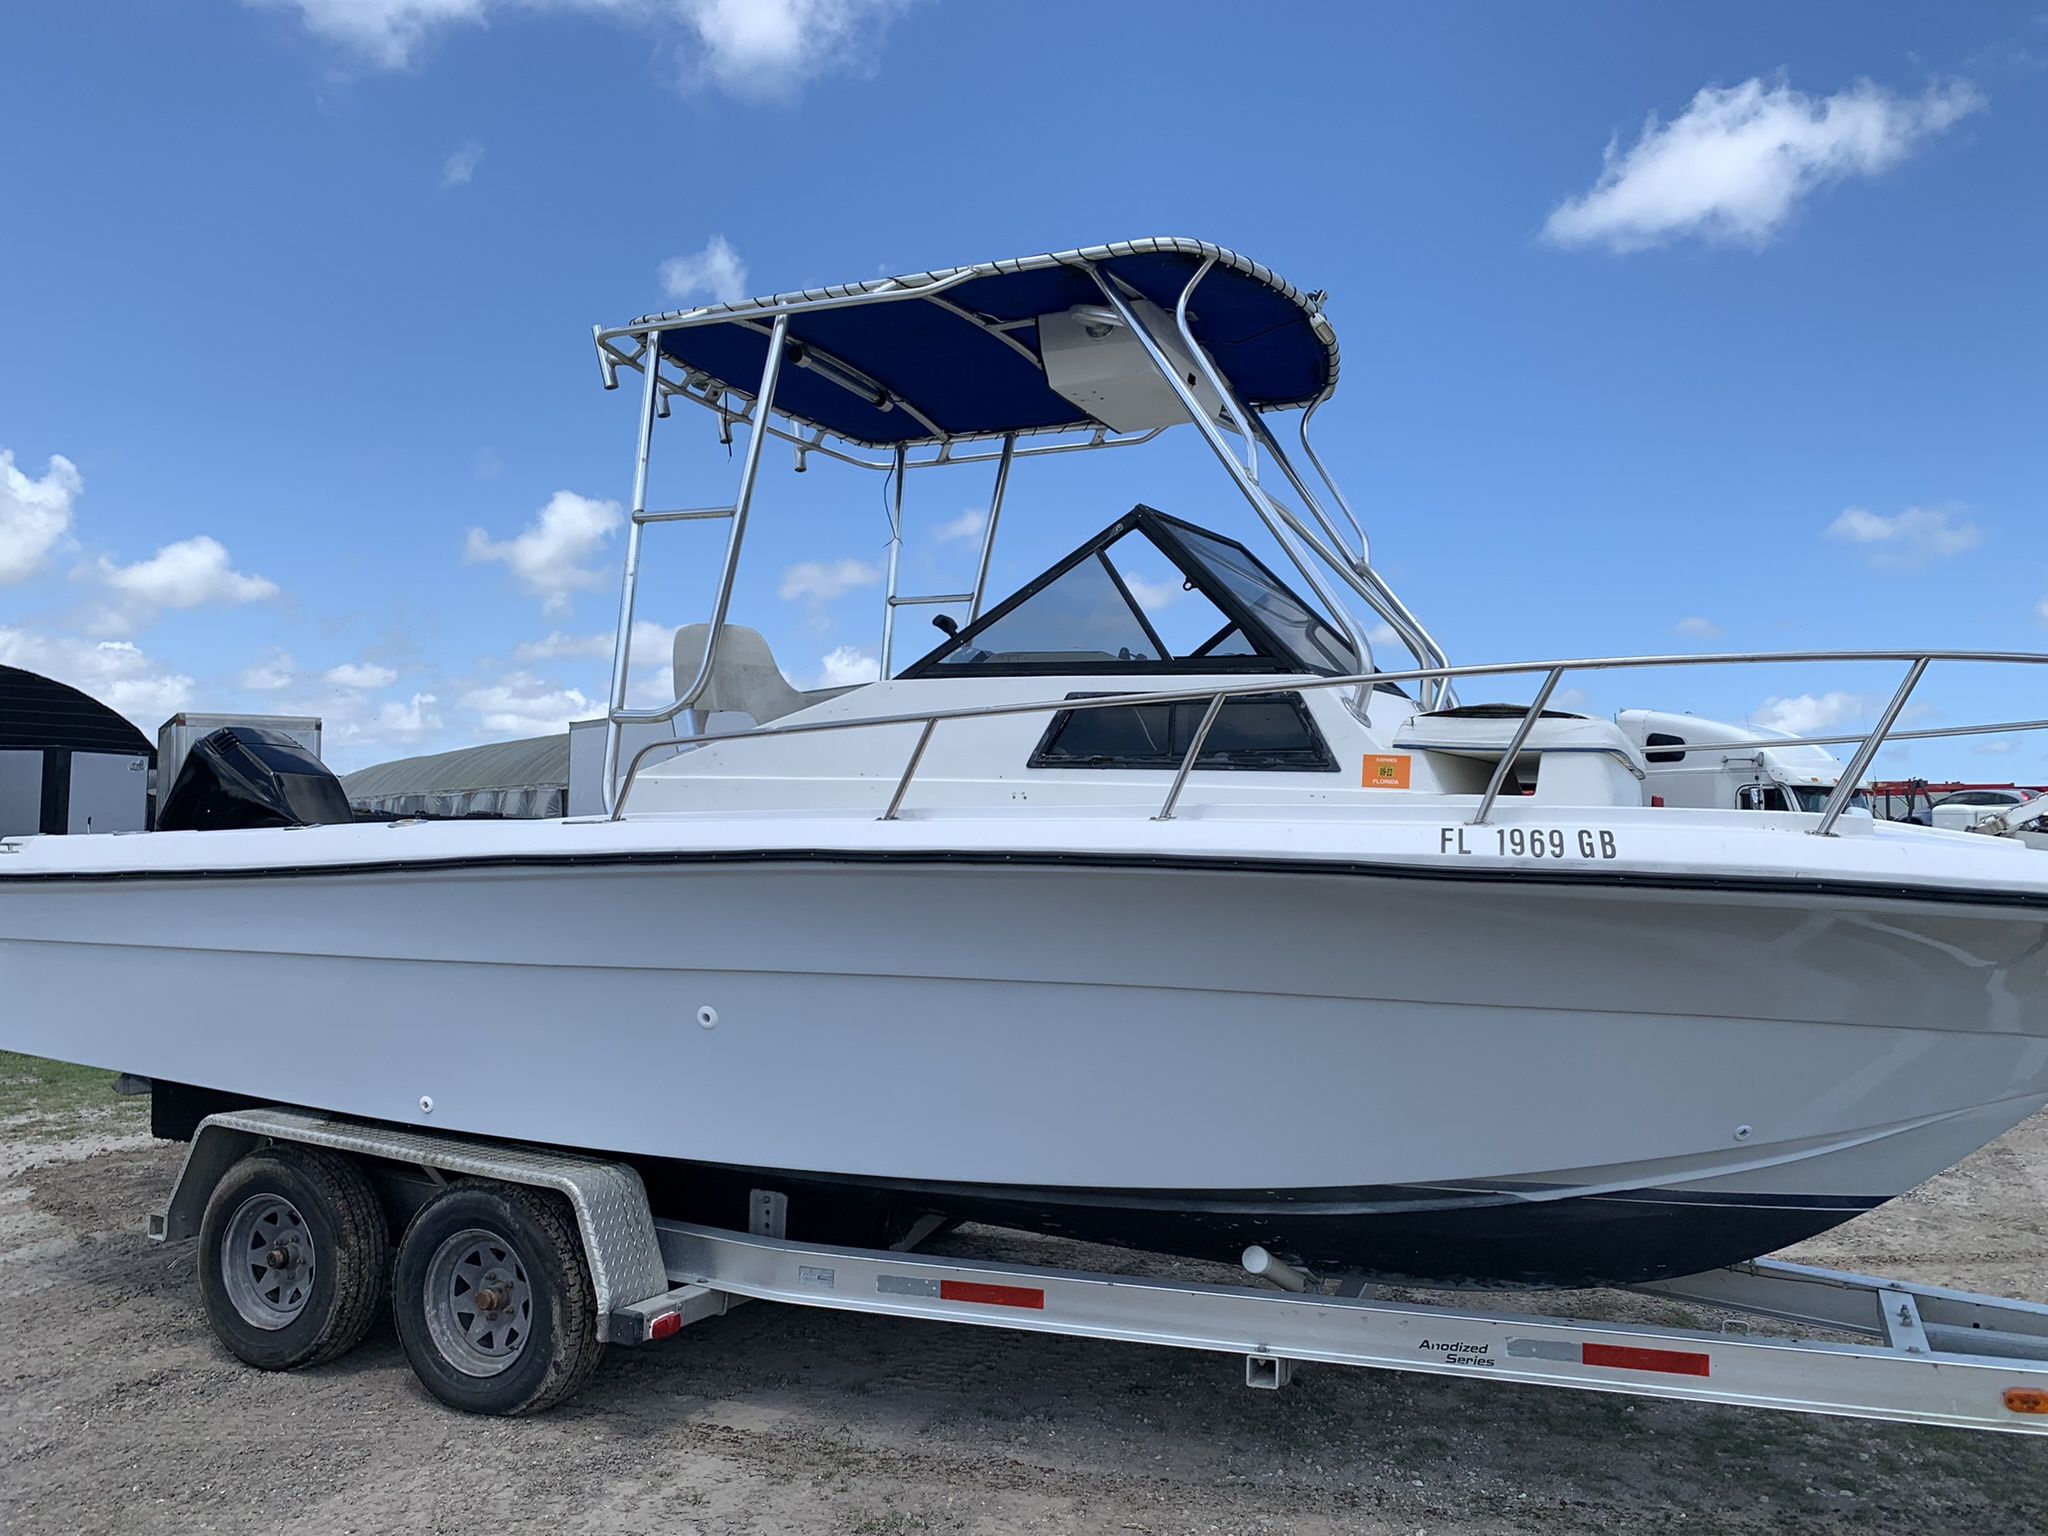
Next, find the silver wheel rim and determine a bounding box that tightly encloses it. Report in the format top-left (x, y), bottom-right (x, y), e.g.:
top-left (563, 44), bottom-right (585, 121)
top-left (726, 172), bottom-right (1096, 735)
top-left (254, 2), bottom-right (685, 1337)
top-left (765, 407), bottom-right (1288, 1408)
top-left (422, 1226), bottom-right (533, 1378)
top-left (221, 1192), bottom-right (317, 1330)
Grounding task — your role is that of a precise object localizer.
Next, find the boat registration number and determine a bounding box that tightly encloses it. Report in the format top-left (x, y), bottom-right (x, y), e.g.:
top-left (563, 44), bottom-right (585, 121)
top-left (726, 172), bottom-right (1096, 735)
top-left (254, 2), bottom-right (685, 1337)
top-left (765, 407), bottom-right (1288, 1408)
top-left (1437, 826), bottom-right (1620, 860)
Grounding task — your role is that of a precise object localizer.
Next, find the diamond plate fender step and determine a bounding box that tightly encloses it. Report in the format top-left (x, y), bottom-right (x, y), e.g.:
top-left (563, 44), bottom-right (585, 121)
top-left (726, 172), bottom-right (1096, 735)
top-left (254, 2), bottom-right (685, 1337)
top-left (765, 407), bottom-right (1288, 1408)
top-left (152, 1108), bottom-right (669, 1342)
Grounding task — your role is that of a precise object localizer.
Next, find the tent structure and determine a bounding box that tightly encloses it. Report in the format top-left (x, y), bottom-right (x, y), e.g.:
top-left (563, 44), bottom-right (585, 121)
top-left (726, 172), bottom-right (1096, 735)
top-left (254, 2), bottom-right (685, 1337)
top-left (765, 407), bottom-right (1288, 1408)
top-left (341, 735), bottom-right (568, 820)
top-left (0, 664), bottom-right (154, 836)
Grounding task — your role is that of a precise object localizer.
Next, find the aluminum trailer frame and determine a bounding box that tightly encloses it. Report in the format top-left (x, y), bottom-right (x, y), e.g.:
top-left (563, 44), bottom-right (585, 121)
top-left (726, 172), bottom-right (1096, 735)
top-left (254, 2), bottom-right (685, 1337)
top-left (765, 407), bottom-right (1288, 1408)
top-left (155, 1109), bottom-right (2048, 1431)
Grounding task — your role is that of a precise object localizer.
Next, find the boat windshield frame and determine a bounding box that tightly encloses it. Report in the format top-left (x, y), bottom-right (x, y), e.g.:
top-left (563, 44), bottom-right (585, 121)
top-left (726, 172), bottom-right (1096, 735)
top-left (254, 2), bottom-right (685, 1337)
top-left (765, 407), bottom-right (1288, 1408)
top-left (589, 237), bottom-right (1458, 810)
top-left (900, 506), bottom-right (1358, 679)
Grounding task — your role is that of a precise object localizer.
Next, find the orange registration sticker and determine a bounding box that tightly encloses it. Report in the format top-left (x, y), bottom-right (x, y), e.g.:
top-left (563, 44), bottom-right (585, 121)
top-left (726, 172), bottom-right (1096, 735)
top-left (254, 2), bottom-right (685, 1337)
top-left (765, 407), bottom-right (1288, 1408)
top-left (1362, 754), bottom-right (1411, 789)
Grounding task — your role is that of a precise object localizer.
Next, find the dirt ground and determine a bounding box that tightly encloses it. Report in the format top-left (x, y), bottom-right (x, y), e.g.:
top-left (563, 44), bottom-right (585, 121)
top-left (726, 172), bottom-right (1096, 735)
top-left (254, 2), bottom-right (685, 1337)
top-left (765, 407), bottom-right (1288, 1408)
top-left (5, 1082), bottom-right (2048, 1536)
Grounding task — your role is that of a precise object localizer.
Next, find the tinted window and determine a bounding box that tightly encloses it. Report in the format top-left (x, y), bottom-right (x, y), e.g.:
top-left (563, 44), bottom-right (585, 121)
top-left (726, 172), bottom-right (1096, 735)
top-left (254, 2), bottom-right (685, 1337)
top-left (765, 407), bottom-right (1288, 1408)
top-left (938, 553), bottom-right (1162, 667)
top-left (1170, 524), bottom-right (1358, 674)
top-left (1941, 790), bottom-right (2022, 807)
top-left (1645, 731), bottom-right (1686, 764)
top-left (1029, 693), bottom-right (1336, 772)
top-left (904, 507), bottom-right (1362, 679)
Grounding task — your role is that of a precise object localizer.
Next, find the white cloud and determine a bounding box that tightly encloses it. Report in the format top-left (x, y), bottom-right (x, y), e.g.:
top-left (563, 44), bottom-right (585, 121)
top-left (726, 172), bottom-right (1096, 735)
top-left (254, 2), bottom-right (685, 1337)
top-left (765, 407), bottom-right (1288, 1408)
top-left (816, 645), bottom-right (879, 688)
top-left (1673, 615), bottom-right (1722, 638)
top-left (460, 671), bottom-right (595, 737)
top-left (779, 556), bottom-right (881, 604)
top-left (0, 450), bottom-right (82, 585)
top-left (96, 535), bottom-right (279, 615)
top-left (934, 509), bottom-right (986, 544)
top-left (442, 141), bottom-right (483, 187)
top-left (249, 0), bottom-right (492, 68)
top-left (240, 650), bottom-right (296, 691)
top-left (1826, 504), bottom-right (1981, 567)
top-left (372, 692), bottom-right (441, 737)
top-left (464, 490), bottom-right (622, 616)
top-left (1754, 691), bottom-right (1872, 736)
top-left (659, 234), bottom-right (749, 305)
top-left (515, 621), bottom-right (673, 662)
top-left (252, 1), bottom-right (910, 100)
top-left (512, 622), bottom-right (675, 707)
top-left (1972, 738), bottom-right (2016, 757)
top-left (0, 627), bottom-right (194, 728)
top-left (1121, 571), bottom-right (1183, 613)
top-left (516, 630), bottom-right (613, 661)
top-left (1365, 620), bottom-right (1401, 649)
top-left (324, 661), bottom-right (400, 689)
top-left (675, 0), bottom-right (911, 101)
top-left (1544, 77), bottom-right (1985, 252)
top-left (311, 687), bottom-right (446, 763)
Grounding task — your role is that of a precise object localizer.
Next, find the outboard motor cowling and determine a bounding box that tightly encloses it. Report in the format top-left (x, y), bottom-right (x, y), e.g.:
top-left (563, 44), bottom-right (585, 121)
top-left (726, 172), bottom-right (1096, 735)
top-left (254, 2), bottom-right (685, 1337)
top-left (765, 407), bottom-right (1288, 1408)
top-left (154, 727), bottom-right (353, 832)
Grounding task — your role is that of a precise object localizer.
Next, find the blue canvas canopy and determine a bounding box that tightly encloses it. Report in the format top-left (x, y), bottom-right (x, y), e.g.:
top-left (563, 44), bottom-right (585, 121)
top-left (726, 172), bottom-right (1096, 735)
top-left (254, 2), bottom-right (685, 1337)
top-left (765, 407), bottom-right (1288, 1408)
top-left (630, 238), bottom-right (1339, 450)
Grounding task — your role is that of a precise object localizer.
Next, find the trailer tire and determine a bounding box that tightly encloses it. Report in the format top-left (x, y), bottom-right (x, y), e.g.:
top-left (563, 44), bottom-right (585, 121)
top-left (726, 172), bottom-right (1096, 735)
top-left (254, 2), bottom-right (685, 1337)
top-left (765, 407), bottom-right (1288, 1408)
top-left (392, 1181), bottom-right (603, 1416)
top-left (197, 1145), bottom-right (390, 1371)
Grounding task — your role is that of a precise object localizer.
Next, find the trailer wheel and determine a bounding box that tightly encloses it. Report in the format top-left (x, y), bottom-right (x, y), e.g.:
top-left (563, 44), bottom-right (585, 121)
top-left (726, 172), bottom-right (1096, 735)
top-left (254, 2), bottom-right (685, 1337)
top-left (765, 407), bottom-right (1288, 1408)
top-left (392, 1182), bottom-right (602, 1415)
top-left (197, 1144), bottom-right (390, 1371)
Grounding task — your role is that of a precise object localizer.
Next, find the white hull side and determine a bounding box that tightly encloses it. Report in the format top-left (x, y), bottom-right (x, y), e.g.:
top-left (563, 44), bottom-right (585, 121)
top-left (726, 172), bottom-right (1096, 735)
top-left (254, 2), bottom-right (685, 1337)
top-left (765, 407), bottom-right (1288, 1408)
top-left (5, 854), bottom-right (2047, 1202)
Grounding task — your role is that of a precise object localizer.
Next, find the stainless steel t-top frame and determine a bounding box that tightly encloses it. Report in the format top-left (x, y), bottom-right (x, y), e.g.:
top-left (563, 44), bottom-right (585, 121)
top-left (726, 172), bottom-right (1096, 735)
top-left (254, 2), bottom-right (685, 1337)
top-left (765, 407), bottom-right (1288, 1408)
top-left (590, 243), bottom-right (1458, 810)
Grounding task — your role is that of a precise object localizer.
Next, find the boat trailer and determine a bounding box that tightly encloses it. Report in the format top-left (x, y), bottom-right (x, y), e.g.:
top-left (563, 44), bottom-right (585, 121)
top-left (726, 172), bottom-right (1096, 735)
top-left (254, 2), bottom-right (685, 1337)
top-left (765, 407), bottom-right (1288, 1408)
top-left (156, 1107), bottom-right (2048, 1428)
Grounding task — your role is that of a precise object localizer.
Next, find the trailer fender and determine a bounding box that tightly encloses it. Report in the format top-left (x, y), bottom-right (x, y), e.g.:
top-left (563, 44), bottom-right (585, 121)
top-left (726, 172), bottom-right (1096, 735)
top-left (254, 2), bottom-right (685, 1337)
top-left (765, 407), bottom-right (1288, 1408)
top-left (151, 1107), bottom-right (670, 1342)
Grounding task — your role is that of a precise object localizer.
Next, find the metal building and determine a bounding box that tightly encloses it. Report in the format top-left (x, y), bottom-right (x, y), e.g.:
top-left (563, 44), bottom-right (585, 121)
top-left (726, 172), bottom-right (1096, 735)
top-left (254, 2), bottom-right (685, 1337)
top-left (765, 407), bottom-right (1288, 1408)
top-left (0, 664), bottom-right (154, 836)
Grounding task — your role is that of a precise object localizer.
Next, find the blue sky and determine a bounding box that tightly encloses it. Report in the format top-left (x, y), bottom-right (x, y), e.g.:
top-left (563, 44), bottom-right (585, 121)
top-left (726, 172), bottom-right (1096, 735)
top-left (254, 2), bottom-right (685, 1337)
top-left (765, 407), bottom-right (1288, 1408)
top-left (2, 1), bottom-right (2044, 777)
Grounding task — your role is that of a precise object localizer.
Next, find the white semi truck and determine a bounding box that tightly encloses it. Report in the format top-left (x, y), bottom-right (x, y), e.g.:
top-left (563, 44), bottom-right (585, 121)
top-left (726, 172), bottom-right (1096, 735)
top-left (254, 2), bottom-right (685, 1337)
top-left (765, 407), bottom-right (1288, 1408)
top-left (1614, 708), bottom-right (1866, 815)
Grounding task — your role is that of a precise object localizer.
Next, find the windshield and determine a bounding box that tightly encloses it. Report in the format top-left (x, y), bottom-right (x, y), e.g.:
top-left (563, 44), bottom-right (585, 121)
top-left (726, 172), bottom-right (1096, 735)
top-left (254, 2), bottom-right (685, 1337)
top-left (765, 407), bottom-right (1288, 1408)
top-left (1169, 524), bottom-right (1359, 674)
top-left (937, 549), bottom-right (1169, 667)
top-left (908, 507), bottom-right (1359, 678)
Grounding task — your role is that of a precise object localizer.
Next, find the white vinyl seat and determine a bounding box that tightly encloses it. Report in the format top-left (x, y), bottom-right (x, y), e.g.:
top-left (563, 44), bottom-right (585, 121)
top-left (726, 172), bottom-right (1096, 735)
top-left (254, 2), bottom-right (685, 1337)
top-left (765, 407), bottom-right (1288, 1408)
top-left (670, 625), bottom-right (812, 726)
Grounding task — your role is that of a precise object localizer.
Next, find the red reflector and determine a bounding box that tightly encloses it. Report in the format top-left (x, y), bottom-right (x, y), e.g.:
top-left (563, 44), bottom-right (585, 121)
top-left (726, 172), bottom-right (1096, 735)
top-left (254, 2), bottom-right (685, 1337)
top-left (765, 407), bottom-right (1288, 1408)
top-left (1582, 1342), bottom-right (1710, 1377)
top-left (647, 1310), bottom-right (683, 1341)
top-left (939, 1280), bottom-right (1045, 1310)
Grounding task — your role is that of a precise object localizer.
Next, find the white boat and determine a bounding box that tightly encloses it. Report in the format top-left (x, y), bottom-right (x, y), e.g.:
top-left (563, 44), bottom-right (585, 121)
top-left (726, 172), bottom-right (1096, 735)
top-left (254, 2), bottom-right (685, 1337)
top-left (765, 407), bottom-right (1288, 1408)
top-left (5, 237), bottom-right (2048, 1289)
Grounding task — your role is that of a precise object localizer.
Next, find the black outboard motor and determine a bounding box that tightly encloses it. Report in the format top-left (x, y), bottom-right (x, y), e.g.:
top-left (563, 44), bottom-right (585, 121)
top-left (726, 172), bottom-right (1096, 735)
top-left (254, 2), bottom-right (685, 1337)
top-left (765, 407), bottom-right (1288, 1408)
top-left (155, 727), bottom-right (353, 832)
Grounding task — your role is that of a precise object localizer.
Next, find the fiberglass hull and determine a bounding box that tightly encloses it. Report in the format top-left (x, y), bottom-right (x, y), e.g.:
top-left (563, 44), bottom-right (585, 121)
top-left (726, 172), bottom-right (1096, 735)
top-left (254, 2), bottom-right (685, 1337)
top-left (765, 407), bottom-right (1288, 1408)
top-left (3, 825), bottom-right (2047, 1286)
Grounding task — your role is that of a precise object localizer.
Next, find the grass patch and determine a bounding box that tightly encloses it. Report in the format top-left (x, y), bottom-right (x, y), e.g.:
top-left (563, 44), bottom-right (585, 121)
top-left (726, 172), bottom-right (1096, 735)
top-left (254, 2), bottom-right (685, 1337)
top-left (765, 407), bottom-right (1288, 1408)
top-left (0, 1051), bottom-right (142, 1137)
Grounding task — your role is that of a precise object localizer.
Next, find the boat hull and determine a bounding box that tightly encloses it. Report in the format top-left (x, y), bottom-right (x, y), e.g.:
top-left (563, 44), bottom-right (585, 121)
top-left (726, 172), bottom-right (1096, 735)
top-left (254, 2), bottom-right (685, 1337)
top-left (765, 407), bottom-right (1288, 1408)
top-left (6, 843), bottom-right (2048, 1285)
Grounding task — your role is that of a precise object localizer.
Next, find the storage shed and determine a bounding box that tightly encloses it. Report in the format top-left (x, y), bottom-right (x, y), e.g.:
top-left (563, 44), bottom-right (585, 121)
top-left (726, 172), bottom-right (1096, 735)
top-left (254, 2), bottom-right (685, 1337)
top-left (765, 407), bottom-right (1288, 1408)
top-left (0, 664), bottom-right (154, 836)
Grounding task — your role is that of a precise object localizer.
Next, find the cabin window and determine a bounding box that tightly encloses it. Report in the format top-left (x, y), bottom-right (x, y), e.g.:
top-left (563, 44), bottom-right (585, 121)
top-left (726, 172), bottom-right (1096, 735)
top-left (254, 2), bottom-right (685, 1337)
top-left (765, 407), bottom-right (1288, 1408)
top-left (1028, 692), bottom-right (1337, 773)
top-left (1645, 731), bottom-right (1687, 764)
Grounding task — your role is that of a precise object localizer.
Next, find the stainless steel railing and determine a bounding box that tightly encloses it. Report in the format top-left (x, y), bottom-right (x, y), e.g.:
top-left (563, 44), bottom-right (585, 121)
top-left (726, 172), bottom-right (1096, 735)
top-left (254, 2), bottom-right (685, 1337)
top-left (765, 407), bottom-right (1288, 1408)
top-left (609, 648), bottom-right (2048, 836)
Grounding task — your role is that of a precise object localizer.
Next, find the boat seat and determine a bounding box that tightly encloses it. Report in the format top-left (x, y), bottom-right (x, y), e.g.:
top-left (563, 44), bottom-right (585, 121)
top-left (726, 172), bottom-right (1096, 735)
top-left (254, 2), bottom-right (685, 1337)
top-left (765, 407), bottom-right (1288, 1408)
top-left (671, 624), bottom-right (812, 726)
top-left (1393, 706), bottom-right (1648, 806)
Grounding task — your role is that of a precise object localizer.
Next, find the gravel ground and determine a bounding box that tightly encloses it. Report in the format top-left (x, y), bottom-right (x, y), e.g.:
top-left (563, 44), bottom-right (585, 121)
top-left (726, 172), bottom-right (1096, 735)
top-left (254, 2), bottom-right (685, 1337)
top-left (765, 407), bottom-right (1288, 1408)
top-left (4, 1094), bottom-right (2048, 1536)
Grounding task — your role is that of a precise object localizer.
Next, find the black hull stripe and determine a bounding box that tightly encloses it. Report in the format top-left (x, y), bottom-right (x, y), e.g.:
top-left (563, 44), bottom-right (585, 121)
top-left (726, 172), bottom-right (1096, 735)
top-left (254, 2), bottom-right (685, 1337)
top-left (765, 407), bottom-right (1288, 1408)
top-left (3, 844), bottom-right (2046, 913)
